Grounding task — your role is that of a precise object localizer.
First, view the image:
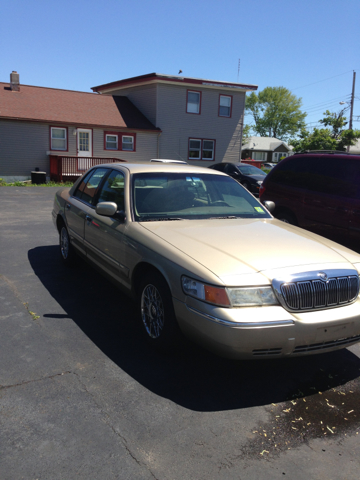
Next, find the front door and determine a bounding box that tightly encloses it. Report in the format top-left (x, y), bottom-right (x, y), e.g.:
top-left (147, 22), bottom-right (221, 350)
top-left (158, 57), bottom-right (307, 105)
top-left (84, 169), bottom-right (130, 287)
top-left (77, 129), bottom-right (92, 157)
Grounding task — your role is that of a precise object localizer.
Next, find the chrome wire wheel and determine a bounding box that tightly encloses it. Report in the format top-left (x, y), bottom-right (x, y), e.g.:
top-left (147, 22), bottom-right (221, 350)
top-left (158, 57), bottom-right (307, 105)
top-left (141, 283), bottom-right (165, 339)
top-left (60, 226), bottom-right (70, 260)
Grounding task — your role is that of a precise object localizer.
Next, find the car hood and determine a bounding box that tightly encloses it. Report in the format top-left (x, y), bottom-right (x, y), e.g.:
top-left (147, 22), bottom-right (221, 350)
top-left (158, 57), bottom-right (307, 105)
top-left (140, 218), bottom-right (359, 283)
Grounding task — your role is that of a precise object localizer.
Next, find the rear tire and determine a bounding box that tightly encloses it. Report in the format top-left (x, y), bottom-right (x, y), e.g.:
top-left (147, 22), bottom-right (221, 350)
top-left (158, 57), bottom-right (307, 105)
top-left (138, 272), bottom-right (181, 350)
top-left (59, 223), bottom-right (76, 265)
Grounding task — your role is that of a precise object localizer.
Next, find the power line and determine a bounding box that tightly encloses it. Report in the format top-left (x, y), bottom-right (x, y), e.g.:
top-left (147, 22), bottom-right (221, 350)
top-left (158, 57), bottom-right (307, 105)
top-left (290, 70), bottom-right (355, 91)
top-left (302, 94), bottom-right (351, 111)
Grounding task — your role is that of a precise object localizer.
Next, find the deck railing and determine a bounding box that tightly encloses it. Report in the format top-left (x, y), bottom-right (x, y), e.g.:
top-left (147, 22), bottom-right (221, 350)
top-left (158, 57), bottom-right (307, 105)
top-left (49, 156), bottom-right (126, 182)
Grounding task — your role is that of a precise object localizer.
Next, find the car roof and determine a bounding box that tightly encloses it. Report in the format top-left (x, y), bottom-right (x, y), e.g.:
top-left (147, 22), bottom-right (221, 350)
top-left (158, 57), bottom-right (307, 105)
top-left (95, 162), bottom-right (227, 176)
top-left (150, 158), bottom-right (187, 164)
top-left (293, 151), bottom-right (360, 159)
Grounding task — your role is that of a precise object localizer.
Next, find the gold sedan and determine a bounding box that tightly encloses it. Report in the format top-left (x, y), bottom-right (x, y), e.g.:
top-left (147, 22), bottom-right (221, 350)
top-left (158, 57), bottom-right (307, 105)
top-left (52, 163), bottom-right (360, 359)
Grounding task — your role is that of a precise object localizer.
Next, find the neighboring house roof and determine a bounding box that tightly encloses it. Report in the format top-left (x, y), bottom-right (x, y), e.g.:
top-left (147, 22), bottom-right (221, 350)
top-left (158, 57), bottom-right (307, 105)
top-left (0, 82), bottom-right (158, 131)
top-left (242, 136), bottom-right (291, 152)
top-left (92, 72), bottom-right (258, 94)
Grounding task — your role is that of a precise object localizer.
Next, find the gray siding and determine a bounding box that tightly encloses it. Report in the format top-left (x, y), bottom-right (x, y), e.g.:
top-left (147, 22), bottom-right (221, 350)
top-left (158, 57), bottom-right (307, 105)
top-left (0, 120), bottom-right (50, 177)
top-left (93, 129), bottom-right (158, 161)
top-left (0, 120), bottom-right (159, 178)
top-left (155, 84), bottom-right (245, 166)
top-left (110, 84), bottom-right (158, 126)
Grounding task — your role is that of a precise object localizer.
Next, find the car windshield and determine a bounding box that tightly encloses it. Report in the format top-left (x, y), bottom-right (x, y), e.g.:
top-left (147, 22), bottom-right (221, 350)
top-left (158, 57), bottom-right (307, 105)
top-left (132, 173), bottom-right (271, 221)
top-left (238, 165), bottom-right (266, 176)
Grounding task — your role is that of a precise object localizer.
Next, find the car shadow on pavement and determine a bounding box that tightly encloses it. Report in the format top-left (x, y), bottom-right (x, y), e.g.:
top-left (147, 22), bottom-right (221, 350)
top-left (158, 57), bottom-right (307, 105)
top-left (28, 245), bottom-right (360, 413)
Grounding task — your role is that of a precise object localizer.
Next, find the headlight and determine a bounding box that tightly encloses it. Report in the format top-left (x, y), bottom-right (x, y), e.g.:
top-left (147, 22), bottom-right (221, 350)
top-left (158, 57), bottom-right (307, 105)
top-left (182, 276), bottom-right (278, 307)
top-left (227, 286), bottom-right (278, 307)
top-left (182, 276), bottom-right (230, 306)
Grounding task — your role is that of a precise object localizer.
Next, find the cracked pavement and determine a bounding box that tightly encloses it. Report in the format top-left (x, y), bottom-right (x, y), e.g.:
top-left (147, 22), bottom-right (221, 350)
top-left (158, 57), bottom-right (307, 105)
top-left (1, 186), bottom-right (360, 479)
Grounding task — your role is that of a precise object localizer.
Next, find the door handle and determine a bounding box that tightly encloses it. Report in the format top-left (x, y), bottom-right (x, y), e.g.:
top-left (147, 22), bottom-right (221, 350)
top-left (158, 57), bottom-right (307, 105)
top-left (86, 215), bottom-right (92, 223)
top-left (66, 203), bottom-right (71, 210)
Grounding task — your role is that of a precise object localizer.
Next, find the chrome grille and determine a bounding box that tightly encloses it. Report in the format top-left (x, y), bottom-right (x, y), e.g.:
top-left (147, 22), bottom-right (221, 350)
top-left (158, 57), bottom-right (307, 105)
top-left (274, 271), bottom-right (359, 312)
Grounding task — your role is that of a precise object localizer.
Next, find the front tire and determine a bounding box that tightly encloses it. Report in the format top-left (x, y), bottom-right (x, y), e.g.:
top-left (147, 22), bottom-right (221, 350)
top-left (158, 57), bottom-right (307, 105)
top-left (276, 211), bottom-right (297, 225)
top-left (138, 272), bottom-right (180, 350)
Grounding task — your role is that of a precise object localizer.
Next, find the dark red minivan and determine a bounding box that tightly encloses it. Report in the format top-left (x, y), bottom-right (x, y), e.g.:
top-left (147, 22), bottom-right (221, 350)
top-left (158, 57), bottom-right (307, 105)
top-left (260, 152), bottom-right (360, 251)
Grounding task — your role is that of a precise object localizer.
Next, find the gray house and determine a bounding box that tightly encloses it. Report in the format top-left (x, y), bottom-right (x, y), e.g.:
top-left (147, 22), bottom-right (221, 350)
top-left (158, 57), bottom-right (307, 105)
top-left (0, 71), bottom-right (257, 181)
top-left (92, 73), bottom-right (257, 167)
top-left (241, 136), bottom-right (292, 163)
top-left (0, 72), bottom-right (160, 181)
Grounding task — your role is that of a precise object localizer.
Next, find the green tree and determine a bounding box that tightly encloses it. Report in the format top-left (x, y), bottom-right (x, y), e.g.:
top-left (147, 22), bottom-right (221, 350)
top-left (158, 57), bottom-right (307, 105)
top-left (242, 124), bottom-right (251, 144)
top-left (245, 87), bottom-right (306, 140)
top-left (290, 109), bottom-right (360, 152)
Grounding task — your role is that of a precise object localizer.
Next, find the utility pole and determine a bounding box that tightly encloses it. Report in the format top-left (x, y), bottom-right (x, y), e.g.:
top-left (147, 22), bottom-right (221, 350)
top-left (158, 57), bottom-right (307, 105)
top-left (347, 71), bottom-right (356, 152)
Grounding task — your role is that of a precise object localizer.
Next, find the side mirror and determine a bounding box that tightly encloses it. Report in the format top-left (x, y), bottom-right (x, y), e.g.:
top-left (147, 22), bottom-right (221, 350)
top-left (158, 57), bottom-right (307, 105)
top-left (263, 200), bottom-right (275, 213)
top-left (96, 202), bottom-right (117, 217)
top-left (96, 202), bottom-right (126, 222)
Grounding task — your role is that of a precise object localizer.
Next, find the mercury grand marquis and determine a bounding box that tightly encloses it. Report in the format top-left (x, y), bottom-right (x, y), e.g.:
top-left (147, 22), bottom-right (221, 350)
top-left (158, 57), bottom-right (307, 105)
top-left (52, 163), bottom-right (360, 359)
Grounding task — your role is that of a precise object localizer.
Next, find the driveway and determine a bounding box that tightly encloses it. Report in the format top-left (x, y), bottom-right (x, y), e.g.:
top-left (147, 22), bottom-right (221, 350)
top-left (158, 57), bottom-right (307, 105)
top-left (1, 186), bottom-right (360, 479)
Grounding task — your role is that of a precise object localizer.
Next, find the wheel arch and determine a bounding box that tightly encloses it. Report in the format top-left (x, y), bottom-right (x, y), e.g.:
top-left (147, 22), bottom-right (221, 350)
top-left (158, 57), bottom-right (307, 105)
top-left (273, 206), bottom-right (298, 225)
top-left (56, 213), bottom-right (67, 233)
top-left (131, 262), bottom-right (171, 298)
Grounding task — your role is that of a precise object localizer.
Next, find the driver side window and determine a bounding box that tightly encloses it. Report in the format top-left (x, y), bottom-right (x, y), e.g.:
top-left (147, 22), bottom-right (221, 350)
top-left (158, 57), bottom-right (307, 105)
top-left (97, 170), bottom-right (125, 211)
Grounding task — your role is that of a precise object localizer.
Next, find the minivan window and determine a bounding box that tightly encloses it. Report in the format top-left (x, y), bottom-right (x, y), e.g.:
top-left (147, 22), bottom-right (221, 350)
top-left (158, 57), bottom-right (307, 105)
top-left (305, 157), bottom-right (357, 197)
top-left (269, 156), bottom-right (314, 188)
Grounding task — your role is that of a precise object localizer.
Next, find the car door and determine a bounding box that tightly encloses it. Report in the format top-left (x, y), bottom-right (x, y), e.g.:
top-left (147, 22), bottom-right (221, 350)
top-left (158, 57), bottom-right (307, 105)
top-left (346, 159), bottom-right (360, 251)
top-left (84, 169), bottom-right (130, 287)
top-left (65, 168), bottom-right (109, 255)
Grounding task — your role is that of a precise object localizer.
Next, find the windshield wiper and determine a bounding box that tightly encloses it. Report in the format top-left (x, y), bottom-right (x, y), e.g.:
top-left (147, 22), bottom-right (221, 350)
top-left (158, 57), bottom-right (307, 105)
top-left (210, 216), bottom-right (241, 219)
top-left (139, 217), bottom-right (185, 222)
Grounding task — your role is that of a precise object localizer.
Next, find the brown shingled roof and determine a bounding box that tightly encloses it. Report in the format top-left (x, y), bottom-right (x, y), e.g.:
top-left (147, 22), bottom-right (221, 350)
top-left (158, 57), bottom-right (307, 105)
top-left (0, 83), bottom-right (158, 131)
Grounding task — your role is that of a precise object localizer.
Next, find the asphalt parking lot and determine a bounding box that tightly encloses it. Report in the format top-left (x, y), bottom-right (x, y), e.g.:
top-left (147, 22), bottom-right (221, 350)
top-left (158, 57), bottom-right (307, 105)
top-left (1, 186), bottom-right (360, 480)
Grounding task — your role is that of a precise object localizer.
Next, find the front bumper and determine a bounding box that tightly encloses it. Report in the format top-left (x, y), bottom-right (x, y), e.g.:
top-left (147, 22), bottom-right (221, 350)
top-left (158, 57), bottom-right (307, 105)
top-left (173, 296), bottom-right (360, 359)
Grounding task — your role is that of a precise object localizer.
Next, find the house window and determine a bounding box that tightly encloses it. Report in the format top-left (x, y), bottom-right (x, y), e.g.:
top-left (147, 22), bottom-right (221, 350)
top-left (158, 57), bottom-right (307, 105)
top-left (189, 138), bottom-right (215, 161)
top-left (104, 132), bottom-right (136, 151)
top-left (51, 127), bottom-right (67, 151)
top-left (187, 90), bottom-right (201, 114)
top-left (219, 95), bottom-right (232, 117)
top-left (189, 139), bottom-right (201, 159)
top-left (122, 135), bottom-right (134, 151)
top-left (106, 134), bottom-right (118, 150)
top-left (252, 152), bottom-right (266, 161)
top-left (273, 152), bottom-right (288, 162)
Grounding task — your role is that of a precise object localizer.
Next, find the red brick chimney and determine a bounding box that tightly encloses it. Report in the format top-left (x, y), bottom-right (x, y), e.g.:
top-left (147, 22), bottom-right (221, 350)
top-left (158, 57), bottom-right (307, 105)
top-left (10, 71), bottom-right (20, 91)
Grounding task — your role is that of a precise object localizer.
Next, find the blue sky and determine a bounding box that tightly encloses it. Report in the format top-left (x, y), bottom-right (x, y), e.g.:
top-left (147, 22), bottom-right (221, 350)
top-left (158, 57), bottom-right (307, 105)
top-left (1, 0), bottom-right (359, 135)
